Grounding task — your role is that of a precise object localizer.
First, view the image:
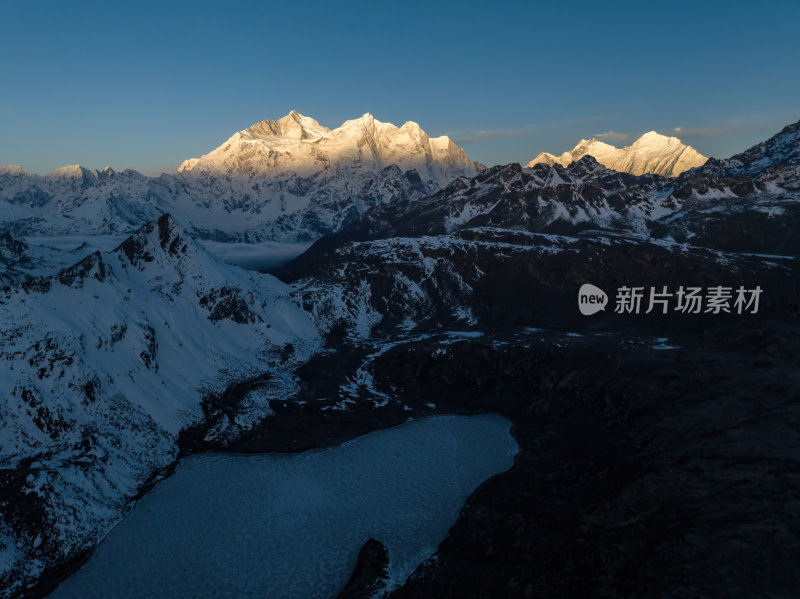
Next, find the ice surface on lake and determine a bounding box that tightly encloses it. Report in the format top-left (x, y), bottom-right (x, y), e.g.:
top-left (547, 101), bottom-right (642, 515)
top-left (51, 414), bottom-right (517, 599)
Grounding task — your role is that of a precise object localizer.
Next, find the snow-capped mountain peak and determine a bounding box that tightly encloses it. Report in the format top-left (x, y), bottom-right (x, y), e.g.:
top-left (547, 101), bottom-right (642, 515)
top-left (0, 165), bottom-right (24, 176)
top-left (628, 131), bottom-right (688, 154)
top-left (48, 164), bottom-right (93, 178)
top-left (44, 164), bottom-right (114, 187)
top-left (526, 131), bottom-right (707, 176)
top-left (243, 110), bottom-right (331, 142)
top-left (177, 111), bottom-right (482, 180)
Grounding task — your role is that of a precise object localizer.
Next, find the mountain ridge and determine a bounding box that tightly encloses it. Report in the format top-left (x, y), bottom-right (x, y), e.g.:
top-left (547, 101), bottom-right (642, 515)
top-left (177, 111), bottom-right (484, 181)
top-left (1, 119), bottom-right (797, 248)
top-left (0, 112), bottom-right (485, 243)
top-left (526, 131), bottom-right (708, 177)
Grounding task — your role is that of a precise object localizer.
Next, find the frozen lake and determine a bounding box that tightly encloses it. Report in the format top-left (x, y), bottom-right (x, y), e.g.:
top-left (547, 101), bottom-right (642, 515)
top-left (51, 414), bottom-right (518, 599)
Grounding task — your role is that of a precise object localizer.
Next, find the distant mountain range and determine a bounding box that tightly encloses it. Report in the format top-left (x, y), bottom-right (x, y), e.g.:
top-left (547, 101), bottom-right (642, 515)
top-left (0, 116), bottom-right (715, 249)
top-left (286, 120), bottom-right (799, 286)
top-left (178, 110), bottom-right (483, 181)
top-left (0, 112), bottom-right (483, 244)
top-left (526, 131), bottom-right (708, 176)
top-left (0, 114), bottom-right (789, 279)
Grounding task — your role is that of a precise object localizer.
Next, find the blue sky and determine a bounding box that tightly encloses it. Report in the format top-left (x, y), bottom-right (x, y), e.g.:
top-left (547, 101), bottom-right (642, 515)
top-left (1, 0), bottom-right (798, 175)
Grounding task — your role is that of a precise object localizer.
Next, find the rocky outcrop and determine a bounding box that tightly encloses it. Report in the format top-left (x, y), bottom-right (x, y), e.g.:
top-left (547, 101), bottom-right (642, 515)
top-left (337, 538), bottom-right (391, 599)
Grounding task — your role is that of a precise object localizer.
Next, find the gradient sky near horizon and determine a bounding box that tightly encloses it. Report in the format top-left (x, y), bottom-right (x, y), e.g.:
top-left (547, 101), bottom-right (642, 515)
top-left (1, 0), bottom-right (799, 175)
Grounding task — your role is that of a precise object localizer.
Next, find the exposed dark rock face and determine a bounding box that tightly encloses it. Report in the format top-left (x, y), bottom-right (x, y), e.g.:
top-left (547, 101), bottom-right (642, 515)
top-left (337, 538), bottom-right (390, 599)
top-left (278, 225), bottom-right (797, 342)
top-left (116, 213), bottom-right (188, 267)
top-left (0, 231), bottom-right (35, 285)
top-left (56, 251), bottom-right (108, 287)
top-left (0, 231), bottom-right (29, 261)
top-left (199, 286), bottom-right (262, 324)
top-left (366, 328), bottom-right (799, 598)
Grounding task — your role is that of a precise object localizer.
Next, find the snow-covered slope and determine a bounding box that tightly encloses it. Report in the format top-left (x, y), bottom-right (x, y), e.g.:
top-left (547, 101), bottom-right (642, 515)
top-left (0, 214), bottom-right (320, 597)
top-left (0, 164), bottom-right (438, 243)
top-left (526, 131), bottom-right (708, 176)
top-left (292, 158), bottom-right (676, 245)
top-left (702, 119), bottom-right (800, 184)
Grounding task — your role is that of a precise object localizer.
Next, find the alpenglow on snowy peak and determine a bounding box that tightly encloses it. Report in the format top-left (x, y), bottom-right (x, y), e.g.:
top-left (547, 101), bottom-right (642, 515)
top-left (178, 110), bottom-right (484, 182)
top-left (0, 112), bottom-right (486, 243)
top-left (526, 131), bottom-right (708, 177)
